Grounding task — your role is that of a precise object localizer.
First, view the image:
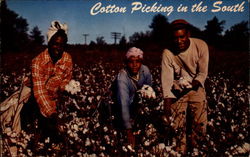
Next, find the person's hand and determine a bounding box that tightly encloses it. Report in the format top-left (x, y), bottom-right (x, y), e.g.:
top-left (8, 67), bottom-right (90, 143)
top-left (126, 129), bottom-right (135, 147)
top-left (192, 80), bottom-right (201, 91)
top-left (138, 85), bottom-right (156, 99)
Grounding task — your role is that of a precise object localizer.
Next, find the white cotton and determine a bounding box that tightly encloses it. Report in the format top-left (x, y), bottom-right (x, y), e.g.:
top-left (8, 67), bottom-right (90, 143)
top-left (122, 146), bottom-right (128, 152)
top-left (144, 140), bottom-right (150, 146)
top-left (85, 138), bottom-right (91, 146)
top-left (178, 77), bottom-right (192, 89)
top-left (65, 80), bottom-right (81, 95)
top-left (138, 85), bottom-right (156, 99)
top-left (103, 126), bottom-right (108, 132)
top-left (45, 137), bottom-right (50, 143)
top-left (73, 124), bottom-right (78, 131)
top-left (127, 145), bottom-right (135, 152)
top-left (158, 143), bottom-right (165, 150)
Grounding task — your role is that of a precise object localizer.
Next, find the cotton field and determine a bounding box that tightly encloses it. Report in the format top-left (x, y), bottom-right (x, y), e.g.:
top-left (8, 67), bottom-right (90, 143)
top-left (1, 62), bottom-right (249, 156)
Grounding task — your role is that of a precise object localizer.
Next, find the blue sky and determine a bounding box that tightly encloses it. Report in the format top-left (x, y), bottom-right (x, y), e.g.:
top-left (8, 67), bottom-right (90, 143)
top-left (7, 0), bottom-right (249, 44)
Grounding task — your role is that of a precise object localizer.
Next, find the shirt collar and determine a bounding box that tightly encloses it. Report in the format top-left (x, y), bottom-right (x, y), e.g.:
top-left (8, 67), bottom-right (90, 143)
top-left (42, 49), bottom-right (52, 64)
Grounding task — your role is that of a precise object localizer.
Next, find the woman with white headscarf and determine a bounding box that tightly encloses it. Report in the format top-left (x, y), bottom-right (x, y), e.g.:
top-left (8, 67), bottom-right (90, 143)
top-left (112, 47), bottom-right (154, 147)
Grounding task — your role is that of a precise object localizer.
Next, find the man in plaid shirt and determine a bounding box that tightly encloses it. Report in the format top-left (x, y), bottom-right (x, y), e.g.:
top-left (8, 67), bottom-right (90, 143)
top-left (31, 21), bottom-right (72, 143)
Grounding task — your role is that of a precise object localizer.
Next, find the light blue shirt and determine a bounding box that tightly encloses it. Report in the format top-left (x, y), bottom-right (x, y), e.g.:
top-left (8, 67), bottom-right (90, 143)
top-left (115, 64), bottom-right (152, 129)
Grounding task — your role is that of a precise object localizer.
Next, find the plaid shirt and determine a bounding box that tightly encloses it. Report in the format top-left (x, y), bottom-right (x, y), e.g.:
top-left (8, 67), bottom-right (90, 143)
top-left (32, 49), bottom-right (72, 117)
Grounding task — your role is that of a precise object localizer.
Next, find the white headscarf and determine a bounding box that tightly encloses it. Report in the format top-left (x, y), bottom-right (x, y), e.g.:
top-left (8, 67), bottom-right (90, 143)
top-left (126, 47), bottom-right (143, 59)
top-left (47, 20), bottom-right (68, 42)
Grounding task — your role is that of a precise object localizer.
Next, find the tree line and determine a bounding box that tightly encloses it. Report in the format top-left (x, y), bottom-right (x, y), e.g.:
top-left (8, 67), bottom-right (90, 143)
top-left (1, 1), bottom-right (249, 53)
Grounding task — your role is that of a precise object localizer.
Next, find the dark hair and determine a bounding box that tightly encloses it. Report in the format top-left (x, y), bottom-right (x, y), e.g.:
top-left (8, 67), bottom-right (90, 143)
top-left (49, 29), bottom-right (68, 45)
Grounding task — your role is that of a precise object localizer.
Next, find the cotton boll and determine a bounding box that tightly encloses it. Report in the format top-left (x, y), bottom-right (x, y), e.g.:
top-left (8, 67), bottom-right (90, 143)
top-left (88, 97), bottom-right (93, 103)
top-left (100, 146), bottom-right (105, 151)
top-left (65, 79), bottom-right (81, 95)
top-left (85, 138), bottom-right (91, 146)
top-left (104, 135), bottom-right (110, 144)
top-left (178, 77), bottom-right (192, 89)
top-left (94, 123), bottom-right (100, 129)
top-left (158, 143), bottom-right (165, 150)
top-left (127, 145), bottom-right (135, 152)
top-left (45, 137), bottom-right (50, 143)
top-left (97, 95), bottom-right (101, 101)
top-left (138, 85), bottom-right (156, 99)
top-left (103, 126), bottom-right (108, 132)
top-left (77, 152), bottom-right (82, 156)
top-left (73, 124), bottom-right (79, 131)
top-left (144, 140), bottom-right (150, 146)
top-left (27, 149), bottom-right (33, 156)
top-left (122, 146), bottom-right (128, 152)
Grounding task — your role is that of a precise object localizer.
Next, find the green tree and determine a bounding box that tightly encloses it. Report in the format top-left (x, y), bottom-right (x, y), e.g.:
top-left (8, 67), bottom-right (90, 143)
top-left (119, 36), bottom-right (127, 46)
top-left (0, 0), bottom-right (30, 52)
top-left (129, 31), bottom-right (151, 47)
top-left (149, 14), bottom-right (171, 46)
top-left (30, 26), bottom-right (44, 46)
top-left (223, 21), bottom-right (249, 50)
top-left (203, 16), bottom-right (225, 46)
top-left (118, 35), bottom-right (127, 50)
top-left (96, 36), bottom-right (106, 45)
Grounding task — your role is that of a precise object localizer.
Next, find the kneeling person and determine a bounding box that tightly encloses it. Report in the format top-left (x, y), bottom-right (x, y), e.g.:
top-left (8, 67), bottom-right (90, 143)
top-left (113, 47), bottom-right (152, 146)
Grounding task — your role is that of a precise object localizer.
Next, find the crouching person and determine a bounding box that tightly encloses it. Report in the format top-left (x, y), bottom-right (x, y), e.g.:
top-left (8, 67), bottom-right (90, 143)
top-left (112, 47), bottom-right (153, 147)
top-left (30, 20), bottom-right (72, 145)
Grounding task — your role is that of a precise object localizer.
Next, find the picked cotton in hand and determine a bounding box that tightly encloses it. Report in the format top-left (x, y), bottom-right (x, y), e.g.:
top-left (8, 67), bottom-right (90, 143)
top-left (65, 80), bottom-right (81, 95)
top-left (178, 77), bottom-right (192, 89)
top-left (138, 85), bottom-right (156, 99)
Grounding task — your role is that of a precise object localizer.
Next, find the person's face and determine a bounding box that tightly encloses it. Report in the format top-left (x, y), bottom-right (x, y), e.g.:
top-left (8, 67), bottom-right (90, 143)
top-left (173, 29), bottom-right (190, 52)
top-left (126, 56), bottom-right (142, 76)
top-left (48, 36), bottom-right (66, 62)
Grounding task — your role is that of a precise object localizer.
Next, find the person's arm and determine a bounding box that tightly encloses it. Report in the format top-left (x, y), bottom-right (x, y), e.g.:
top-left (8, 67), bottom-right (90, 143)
top-left (161, 50), bottom-right (176, 99)
top-left (32, 60), bottom-right (57, 117)
top-left (193, 41), bottom-right (209, 88)
top-left (117, 78), bottom-right (135, 146)
top-left (117, 79), bottom-right (132, 129)
top-left (161, 50), bottom-right (177, 116)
